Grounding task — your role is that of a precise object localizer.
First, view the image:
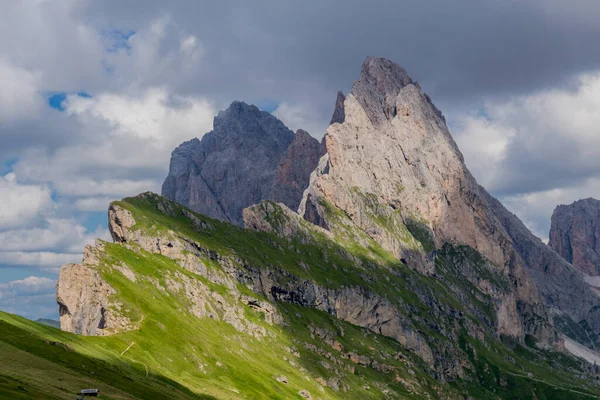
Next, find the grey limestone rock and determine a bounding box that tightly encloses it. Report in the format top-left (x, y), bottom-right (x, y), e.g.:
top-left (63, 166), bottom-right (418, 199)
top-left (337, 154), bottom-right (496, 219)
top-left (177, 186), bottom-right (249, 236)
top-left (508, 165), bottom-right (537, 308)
top-left (549, 198), bottom-right (600, 276)
top-left (162, 101), bottom-right (322, 226)
top-left (330, 91), bottom-right (346, 125)
top-left (271, 129), bottom-right (326, 212)
top-left (56, 241), bottom-right (133, 336)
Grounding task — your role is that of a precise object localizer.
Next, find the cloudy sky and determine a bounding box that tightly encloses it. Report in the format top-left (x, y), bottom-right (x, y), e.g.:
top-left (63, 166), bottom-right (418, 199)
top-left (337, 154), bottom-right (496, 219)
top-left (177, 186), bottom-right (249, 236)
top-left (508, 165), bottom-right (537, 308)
top-left (2, 0), bottom-right (600, 320)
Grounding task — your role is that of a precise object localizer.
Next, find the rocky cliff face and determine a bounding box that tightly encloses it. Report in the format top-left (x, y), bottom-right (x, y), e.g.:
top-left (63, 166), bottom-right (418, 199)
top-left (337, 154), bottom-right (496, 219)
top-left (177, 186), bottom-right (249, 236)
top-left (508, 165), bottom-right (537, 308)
top-left (298, 56), bottom-right (600, 345)
top-left (161, 101), bottom-right (323, 226)
top-left (482, 193), bottom-right (600, 338)
top-left (115, 198), bottom-right (435, 365)
top-left (549, 198), bottom-right (600, 276)
top-left (57, 241), bottom-right (134, 336)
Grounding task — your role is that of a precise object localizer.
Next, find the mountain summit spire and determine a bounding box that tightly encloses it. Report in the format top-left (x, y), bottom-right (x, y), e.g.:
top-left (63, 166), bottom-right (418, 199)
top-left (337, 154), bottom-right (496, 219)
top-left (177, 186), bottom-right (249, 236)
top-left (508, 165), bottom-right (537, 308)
top-left (300, 56), bottom-right (600, 346)
top-left (351, 56), bottom-right (414, 126)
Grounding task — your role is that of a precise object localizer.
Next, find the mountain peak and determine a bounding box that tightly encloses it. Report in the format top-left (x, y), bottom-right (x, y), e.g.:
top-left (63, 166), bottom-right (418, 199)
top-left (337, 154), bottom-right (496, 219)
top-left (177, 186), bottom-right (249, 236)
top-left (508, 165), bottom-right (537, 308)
top-left (213, 101), bottom-right (276, 132)
top-left (549, 197), bottom-right (600, 276)
top-left (358, 56), bottom-right (414, 93)
top-left (351, 57), bottom-right (415, 127)
top-left (301, 56), bottom-right (600, 346)
top-left (222, 100), bottom-right (258, 114)
top-left (162, 100), bottom-right (322, 226)
top-left (294, 128), bottom-right (311, 138)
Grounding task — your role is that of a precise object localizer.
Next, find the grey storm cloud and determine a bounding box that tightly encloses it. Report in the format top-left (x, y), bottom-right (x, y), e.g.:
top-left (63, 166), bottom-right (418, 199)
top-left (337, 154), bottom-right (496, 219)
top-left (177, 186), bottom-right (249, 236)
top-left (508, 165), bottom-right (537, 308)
top-left (84, 0), bottom-right (600, 109)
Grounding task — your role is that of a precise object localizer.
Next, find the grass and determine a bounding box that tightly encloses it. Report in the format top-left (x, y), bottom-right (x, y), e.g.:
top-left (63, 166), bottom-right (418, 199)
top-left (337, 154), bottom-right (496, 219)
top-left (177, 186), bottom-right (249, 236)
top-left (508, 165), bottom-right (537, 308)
top-left (1, 192), bottom-right (599, 399)
top-left (0, 312), bottom-right (211, 400)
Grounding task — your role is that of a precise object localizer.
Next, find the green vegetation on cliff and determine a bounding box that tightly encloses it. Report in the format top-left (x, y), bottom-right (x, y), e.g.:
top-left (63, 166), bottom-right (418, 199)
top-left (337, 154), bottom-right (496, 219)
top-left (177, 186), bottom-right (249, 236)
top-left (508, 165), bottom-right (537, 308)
top-left (1, 193), bottom-right (599, 399)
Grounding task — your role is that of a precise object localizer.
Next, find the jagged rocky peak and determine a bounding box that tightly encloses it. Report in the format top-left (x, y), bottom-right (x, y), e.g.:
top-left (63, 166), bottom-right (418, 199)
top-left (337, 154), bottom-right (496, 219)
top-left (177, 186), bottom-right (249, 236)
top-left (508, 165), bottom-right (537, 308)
top-left (351, 56), bottom-right (414, 127)
top-left (212, 101), bottom-right (292, 147)
top-left (549, 198), bottom-right (600, 276)
top-left (161, 101), bottom-right (323, 226)
top-left (154, 56), bottom-right (600, 351)
top-left (306, 56), bottom-right (483, 259)
top-left (295, 56), bottom-right (600, 346)
top-left (330, 91), bottom-right (346, 125)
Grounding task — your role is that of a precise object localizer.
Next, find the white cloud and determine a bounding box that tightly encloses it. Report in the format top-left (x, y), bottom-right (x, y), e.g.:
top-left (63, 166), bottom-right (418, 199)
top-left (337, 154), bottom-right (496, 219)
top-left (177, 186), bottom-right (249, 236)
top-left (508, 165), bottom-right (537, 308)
top-left (454, 71), bottom-right (600, 239)
top-left (501, 177), bottom-right (600, 241)
top-left (0, 218), bottom-right (102, 253)
top-left (103, 16), bottom-right (206, 87)
top-left (0, 173), bottom-right (105, 265)
top-left (0, 0), bottom-right (105, 92)
top-left (180, 35), bottom-right (198, 52)
top-left (0, 173), bottom-right (53, 231)
top-left (66, 87), bottom-right (214, 149)
top-left (0, 60), bottom-right (43, 123)
top-left (56, 179), bottom-right (159, 198)
top-left (455, 71), bottom-right (600, 194)
top-left (73, 197), bottom-right (117, 212)
top-left (0, 276), bottom-right (58, 319)
top-left (0, 276), bottom-right (55, 296)
top-left (0, 276), bottom-right (57, 312)
top-left (0, 252), bottom-right (80, 269)
top-left (8, 88), bottom-right (215, 207)
top-left (453, 114), bottom-right (516, 189)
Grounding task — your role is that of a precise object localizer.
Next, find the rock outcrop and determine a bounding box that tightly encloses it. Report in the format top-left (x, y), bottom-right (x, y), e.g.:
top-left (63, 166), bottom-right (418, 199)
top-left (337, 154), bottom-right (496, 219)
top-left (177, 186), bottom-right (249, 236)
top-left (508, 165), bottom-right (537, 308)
top-left (161, 102), bottom-right (323, 226)
top-left (59, 199), bottom-right (284, 338)
top-left (298, 56), bottom-right (600, 345)
top-left (549, 198), bottom-right (600, 276)
top-left (56, 242), bottom-right (133, 335)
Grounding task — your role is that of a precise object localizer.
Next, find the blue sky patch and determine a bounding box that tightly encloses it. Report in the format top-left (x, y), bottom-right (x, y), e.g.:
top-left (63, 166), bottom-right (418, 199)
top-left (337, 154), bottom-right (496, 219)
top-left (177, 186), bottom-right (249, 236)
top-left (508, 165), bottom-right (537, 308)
top-left (84, 211), bottom-right (108, 232)
top-left (1, 159), bottom-right (18, 176)
top-left (0, 266), bottom-right (58, 284)
top-left (47, 91), bottom-right (91, 111)
top-left (102, 60), bottom-right (115, 76)
top-left (48, 92), bottom-right (67, 111)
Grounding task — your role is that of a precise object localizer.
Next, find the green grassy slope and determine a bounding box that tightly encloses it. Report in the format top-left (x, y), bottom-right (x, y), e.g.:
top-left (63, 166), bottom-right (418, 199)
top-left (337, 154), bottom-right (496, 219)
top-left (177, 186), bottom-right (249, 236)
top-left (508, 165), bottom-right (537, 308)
top-left (1, 193), bottom-right (599, 399)
top-left (0, 312), bottom-right (211, 400)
